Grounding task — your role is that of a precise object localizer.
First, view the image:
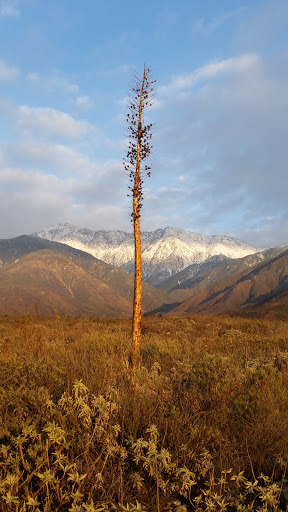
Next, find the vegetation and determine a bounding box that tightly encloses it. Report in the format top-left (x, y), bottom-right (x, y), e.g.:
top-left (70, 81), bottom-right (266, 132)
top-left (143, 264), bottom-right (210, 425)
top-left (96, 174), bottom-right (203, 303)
top-left (1, 313), bottom-right (288, 511)
top-left (123, 65), bottom-right (155, 368)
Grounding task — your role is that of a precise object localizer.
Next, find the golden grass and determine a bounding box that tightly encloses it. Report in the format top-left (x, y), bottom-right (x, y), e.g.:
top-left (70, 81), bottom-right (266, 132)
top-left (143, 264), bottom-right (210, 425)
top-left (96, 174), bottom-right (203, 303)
top-left (1, 313), bottom-right (288, 510)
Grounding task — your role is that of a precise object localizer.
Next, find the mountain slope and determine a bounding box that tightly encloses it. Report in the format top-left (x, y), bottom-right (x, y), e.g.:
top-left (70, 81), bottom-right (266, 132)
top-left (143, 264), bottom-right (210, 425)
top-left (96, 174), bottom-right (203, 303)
top-left (245, 287), bottom-right (288, 320)
top-left (159, 255), bottom-right (232, 292)
top-left (0, 234), bottom-right (98, 266)
top-left (0, 237), bottom-right (175, 316)
top-left (168, 249), bottom-right (288, 316)
top-left (35, 223), bottom-right (257, 285)
top-left (160, 247), bottom-right (287, 293)
top-left (0, 250), bottom-right (133, 317)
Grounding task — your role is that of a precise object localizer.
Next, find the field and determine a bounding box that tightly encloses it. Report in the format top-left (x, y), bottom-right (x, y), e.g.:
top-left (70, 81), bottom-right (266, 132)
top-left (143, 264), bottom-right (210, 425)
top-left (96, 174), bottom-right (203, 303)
top-left (1, 313), bottom-right (288, 511)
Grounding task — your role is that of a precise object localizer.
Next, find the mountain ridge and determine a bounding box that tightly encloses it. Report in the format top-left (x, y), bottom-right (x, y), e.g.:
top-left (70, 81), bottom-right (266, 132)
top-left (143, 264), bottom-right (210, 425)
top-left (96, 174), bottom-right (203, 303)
top-left (34, 223), bottom-right (258, 285)
top-left (167, 248), bottom-right (288, 317)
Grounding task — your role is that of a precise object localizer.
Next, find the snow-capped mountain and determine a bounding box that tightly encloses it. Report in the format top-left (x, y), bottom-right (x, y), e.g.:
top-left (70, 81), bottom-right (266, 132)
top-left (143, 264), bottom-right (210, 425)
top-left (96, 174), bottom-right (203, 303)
top-left (34, 223), bottom-right (258, 285)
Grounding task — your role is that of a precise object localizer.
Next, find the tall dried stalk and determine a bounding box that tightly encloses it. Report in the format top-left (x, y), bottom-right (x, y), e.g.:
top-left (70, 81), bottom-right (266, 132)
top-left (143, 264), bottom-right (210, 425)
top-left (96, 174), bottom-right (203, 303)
top-left (123, 65), bottom-right (155, 368)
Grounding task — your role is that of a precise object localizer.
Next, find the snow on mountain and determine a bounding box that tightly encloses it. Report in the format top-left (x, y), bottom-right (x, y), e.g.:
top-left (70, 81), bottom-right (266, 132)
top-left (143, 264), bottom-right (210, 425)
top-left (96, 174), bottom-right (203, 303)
top-left (34, 223), bottom-right (258, 285)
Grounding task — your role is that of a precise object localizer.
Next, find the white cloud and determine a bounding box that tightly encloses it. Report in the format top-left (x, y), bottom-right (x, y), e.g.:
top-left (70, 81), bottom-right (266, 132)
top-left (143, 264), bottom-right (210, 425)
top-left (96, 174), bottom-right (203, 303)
top-left (0, 167), bottom-right (71, 237)
top-left (0, 153), bottom-right (129, 237)
top-left (236, 0), bottom-right (288, 52)
top-left (70, 204), bottom-right (129, 233)
top-left (1, 142), bottom-right (98, 175)
top-left (0, 166), bottom-right (60, 189)
top-left (194, 7), bottom-right (246, 36)
top-left (26, 70), bottom-right (79, 94)
top-left (150, 51), bottom-right (288, 246)
top-left (0, 0), bottom-right (19, 17)
top-left (160, 54), bottom-right (260, 96)
top-left (76, 95), bottom-right (94, 110)
top-left (0, 59), bottom-right (20, 80)
top-left (18, 106), bottom-right (90, 139)
top-left (0, 140), bottom-right (127, 218)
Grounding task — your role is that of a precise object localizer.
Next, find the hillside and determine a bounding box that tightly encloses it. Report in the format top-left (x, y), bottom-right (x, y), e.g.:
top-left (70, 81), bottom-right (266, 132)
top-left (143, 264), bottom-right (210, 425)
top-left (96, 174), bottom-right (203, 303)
top-left (160, 247), bottom-right (287, 293)
top-left (0, 250), bottom-right (133, 317)
top-left (168, 249), bottom-right (288, 316)
top-left (0, 238), bottom-right (174, 316)
top-left (241, 287), bottom-right (288, 320)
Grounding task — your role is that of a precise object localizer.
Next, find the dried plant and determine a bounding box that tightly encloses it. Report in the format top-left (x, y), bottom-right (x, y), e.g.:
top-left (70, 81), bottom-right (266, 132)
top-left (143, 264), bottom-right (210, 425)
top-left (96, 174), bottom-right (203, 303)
top-left (123, 65), bottom-right (155, 369)
top-left (1, 315), bottom-right (288, 509)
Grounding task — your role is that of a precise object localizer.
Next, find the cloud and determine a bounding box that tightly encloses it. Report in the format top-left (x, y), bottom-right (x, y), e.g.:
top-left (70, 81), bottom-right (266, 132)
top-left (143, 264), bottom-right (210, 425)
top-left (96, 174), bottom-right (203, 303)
top-left (0, 9), bottom-right (287, 249)
top-left (150, 50), bottom-right (288, 246)
top-left (160, 54), bottom-right (259, 96)
top-left (26, 70), bottom-right (79, 94)
top-left (1, 142), bottom-right (99, 175)
top-left (69, 204), bottom-right (129, 233)
top-left (236, 0), bottom-right (288, 51)
top-left (0, 166), bottom-right (60, 189)
top-left (75, 95), bottom-right (94, 110)
top-left (194, 7), bottom-right (247, 36)
top-left (100, 64), bottom-right (135, 77)
top-left (0, 0), bottom-right (19, 17)
top-left (67, 158), bottom-right (126, 202)
top-left (0, 167), bottom-right (70, 237)
top-left (0, 59), bottom-right (20, 80)
top-left (0, 133), bottom-right (129, 236)
top-left (0, 154), bottom-right (129, 238)
top-left (17, 106), bottom-right (90, 139)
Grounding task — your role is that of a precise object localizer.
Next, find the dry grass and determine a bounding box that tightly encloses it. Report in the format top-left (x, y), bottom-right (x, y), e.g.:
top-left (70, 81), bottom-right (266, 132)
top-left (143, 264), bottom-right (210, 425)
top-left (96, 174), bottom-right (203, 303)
top-left (1, 313), bottom-right (288, 510)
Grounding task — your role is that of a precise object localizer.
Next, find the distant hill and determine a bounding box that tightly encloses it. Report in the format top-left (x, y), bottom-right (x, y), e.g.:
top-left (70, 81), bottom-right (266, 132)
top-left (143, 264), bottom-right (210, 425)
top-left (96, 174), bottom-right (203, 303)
top-left (0, 236), bottom-right (174, 317)
top-left (160, 247), bottom-right (287, 293)
top-left (167, 249), bottom-right (288, 317)
top-left (0, 250), bottom-right (133, 317)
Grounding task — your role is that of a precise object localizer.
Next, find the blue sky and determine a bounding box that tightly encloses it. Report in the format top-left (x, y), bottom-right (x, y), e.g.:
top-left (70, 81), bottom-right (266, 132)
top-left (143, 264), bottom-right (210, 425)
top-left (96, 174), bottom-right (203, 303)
top-left (0, 0), bottom-right (288, 247)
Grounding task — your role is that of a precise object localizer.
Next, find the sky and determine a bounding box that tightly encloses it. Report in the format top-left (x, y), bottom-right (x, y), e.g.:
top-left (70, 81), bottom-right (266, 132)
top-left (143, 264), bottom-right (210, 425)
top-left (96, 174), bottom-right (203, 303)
top-left (0, 0), bottom-right (288, 248)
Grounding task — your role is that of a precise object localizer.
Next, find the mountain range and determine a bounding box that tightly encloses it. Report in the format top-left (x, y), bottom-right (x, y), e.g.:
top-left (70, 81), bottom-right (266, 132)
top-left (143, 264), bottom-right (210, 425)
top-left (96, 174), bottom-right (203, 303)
top-left (35, 223), bottom-right (257, 285)
top-left (0, 223), bottom-right (287, 318)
